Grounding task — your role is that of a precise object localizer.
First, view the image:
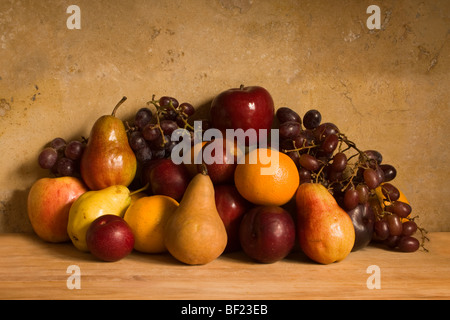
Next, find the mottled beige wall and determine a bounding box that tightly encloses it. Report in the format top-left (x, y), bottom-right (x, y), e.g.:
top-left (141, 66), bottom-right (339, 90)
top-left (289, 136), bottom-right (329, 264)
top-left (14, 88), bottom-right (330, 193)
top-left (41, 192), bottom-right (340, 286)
top-left (0, 0), bottom-right (449, 232)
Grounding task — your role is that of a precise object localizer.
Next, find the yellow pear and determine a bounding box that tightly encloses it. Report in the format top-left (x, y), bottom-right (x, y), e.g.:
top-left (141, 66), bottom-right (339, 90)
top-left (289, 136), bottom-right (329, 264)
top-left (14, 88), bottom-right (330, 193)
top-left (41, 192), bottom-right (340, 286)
top-left (164, 167), bottom-right (227, 265)
top-left (67, 185), bottom-right (138, 252)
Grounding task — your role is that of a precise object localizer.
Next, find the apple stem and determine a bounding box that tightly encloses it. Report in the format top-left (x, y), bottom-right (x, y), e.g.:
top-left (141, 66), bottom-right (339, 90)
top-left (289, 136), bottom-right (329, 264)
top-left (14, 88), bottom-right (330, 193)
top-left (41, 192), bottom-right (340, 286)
top-left (130, 183), bottom-right (149, 196)
top-left (239, 84), bottom-right (245, 90)
top-left (111, 96), bottom-right (128, 117)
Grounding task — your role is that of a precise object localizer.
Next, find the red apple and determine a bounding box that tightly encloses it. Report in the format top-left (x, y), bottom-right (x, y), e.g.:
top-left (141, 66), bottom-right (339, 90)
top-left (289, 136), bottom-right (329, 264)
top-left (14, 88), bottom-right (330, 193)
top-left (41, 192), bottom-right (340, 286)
top-left (27, 177), bottom-right (87, 243)
top-left (86, 215), bottom-right (135, 262)
top-left (199, 138), bottom-right (244, 184)
top-left (210, 85), bottom-right (275, 145)
top-left (214, 184), bottom-right (253, 252)
top-left (141, 158), bottom-right (191, 201)
top-left (239, 206), bottom-right (295, 263)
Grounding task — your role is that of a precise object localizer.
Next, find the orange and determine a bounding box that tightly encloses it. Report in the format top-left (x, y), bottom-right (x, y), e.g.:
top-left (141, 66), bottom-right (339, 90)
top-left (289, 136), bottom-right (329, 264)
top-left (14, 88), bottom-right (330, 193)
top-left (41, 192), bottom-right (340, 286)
top-left (234, 148), bottom-right (299, 206)
top-left (123, 195), bottom-right (179, 253)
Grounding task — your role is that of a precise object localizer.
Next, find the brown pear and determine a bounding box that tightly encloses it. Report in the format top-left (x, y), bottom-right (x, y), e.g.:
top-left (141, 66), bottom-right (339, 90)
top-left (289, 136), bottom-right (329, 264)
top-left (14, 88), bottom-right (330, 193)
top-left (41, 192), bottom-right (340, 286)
top-left (81, 97), bottom-right (137, 190)
top-left (296, 183), bottom-right (355, 264)
top-left (164, 166), bottom-right (227, 265)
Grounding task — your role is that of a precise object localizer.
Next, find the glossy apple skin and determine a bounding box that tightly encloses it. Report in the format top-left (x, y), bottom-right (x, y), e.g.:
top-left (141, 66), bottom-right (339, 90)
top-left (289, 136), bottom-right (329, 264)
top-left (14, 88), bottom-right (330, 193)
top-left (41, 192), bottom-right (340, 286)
top-left (210, 86), bottom-right (275, 145)
top-left (141, 159), bottom-right (191, 202)
top-left (86, 215), bottom-right (135, 262)
top-left (239, 206), bottom-right (295, 263)
top-left (214, 184), bottom-right (253, 252)
top-left (27, 177), bottom-right (87, 243)
top-left (346, 202), bottom-right (375, 251)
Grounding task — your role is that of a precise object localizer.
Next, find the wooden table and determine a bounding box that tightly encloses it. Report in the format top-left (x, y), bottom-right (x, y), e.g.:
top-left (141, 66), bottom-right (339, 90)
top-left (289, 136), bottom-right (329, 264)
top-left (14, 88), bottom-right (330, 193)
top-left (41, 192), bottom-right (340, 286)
top-left (0, 232), bottom-right (449, 300)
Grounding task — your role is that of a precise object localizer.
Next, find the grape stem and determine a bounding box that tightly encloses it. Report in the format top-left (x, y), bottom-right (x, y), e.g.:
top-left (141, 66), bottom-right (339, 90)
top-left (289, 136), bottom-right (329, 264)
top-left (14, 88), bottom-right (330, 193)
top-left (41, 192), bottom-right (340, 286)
top-left (146, 95), bottom-right (195, 147)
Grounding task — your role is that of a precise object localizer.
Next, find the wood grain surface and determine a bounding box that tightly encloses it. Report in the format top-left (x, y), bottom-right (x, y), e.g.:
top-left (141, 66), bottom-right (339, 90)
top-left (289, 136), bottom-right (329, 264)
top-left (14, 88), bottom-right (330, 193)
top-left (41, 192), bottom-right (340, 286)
top-left (0, 233), bottom-right (449, 300)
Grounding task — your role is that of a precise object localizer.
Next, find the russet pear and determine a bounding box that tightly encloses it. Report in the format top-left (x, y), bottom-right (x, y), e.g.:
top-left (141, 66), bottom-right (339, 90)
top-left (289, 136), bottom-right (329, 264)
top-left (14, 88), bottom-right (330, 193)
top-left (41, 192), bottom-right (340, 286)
top-left (81, 97), bottom-right (137, 190)
top-left (296, 183), bottom-right (355, 264)
top-left (164, 167), bottom-right (227, 265)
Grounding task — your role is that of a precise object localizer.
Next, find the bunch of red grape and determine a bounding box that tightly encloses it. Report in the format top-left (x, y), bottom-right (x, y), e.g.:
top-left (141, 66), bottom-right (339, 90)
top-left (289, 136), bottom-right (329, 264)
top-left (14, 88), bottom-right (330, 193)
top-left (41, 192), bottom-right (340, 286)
top-left (276, 107), bottom-right (428, 252)
top-left (37, 137), bottom-right (85, 177)
top-left (127, 96), bottom-right (201, 164)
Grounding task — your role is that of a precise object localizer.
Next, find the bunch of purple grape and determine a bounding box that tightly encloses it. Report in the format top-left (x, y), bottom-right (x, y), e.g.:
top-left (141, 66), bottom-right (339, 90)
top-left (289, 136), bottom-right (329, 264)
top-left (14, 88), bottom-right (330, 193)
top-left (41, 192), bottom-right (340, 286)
top-left (276, 107), bottom-right (428, 252)
top-left (37, 137), bottom-right (85, 177)
top-left (127, 96), bottom-right (198, 164)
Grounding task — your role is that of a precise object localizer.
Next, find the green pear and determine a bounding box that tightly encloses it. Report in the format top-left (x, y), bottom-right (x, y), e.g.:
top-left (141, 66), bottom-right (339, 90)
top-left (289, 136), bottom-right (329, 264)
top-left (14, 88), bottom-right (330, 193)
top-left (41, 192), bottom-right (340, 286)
top-left (67, 185), bottom-right (134, 252)
top-left (80, 97), bottom-right (137, 190)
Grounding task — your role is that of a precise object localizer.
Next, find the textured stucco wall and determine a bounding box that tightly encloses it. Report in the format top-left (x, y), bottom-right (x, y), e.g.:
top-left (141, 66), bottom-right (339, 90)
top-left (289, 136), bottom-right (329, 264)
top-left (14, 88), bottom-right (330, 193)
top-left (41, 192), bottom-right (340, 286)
top-left (0, 0), bottom-right (449, 232)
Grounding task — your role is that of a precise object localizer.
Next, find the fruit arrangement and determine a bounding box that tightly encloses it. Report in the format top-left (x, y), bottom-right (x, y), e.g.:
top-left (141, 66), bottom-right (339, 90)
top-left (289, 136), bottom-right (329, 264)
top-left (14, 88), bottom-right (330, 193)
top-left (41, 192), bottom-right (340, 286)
top-left (28, 85), bottom-right (428, 265)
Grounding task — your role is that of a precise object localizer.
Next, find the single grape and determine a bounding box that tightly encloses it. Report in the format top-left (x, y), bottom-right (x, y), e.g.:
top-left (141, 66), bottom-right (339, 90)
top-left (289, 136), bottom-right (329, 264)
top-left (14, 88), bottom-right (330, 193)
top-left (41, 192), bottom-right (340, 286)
top-left (331, 152), bottom-right (347, 172)
top-left (135, 145), bottom-right (152, 163)
top-left (381, 183), bottom-right (400, 202)
top-left (142, 124), bottom-right (161, 141)
top-left (375, 165), bottom-right (385, 184)
top-left (356, 184), bottom-right (369, 204)
top-left (292, 132), bottom-right (307, 149)
top-left (65, 140), bottom-right (84, 161)
top-left (56, 157), bottom-right (75, 176)
top-left (384, 235), bottom-right (401, 248)
top-left (363, 168), bottom-right (380, 189)
top-left (159, 96), bottom-right (179, 110)
top-left (50, 137), bottom-right (66, 151)
top-left (401, 220), bottom-right (417, 236)
top-left (380, 164), bottom-right (397, 182)
top-left (321, 133), bottom-right (339, 153)
top-left (386, 214), bottom-right (402, 236)
top-left (178, 102), bottom-right (195, 117)
top-left (385, 201), bottom-right (412, 219)
top-left (287, 151), bottom-right (300, 167)
top-left (314, 123), bottom-right (339, 142)
top-left (398, 236), bottom-right (420, 252)
top-left (298, 167), bottom-right (311, 183)
top-left (276, 107), bottom-right (301, 124)
top-left (299, 154), bottom-right (320, 171)
top-left (279, 121), bottom-right (301, 140)
top-left (129, 131), bottom-right (147, 151)
top-left (150, 134), bottom-right (170, 150)
top-left (344, 188), bottom-right (359, 211)
top-left (361, 150), bottom-right (383, 166)
top-left (134, 108), bottom-right (153, 129)
top-left (374, 220), bottom-right (390, 241)
top-left (303, 109), bottom-right (321, 130)
top-left (152, 148), bottom-right (166, 159)
top-left (160, 119), bottom-right (178, 136)
top-left (38, 147), bottom-right (58, 169)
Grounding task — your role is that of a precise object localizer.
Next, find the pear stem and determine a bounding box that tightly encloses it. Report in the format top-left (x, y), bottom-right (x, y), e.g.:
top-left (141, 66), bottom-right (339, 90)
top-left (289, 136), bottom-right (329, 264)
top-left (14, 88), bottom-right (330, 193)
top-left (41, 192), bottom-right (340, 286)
top-left (130, 183), bottom-right (149, 196)
top-left (111, 96), bottom-right (128, 117)
top-left (199, 163), bottom-right (208, 176)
